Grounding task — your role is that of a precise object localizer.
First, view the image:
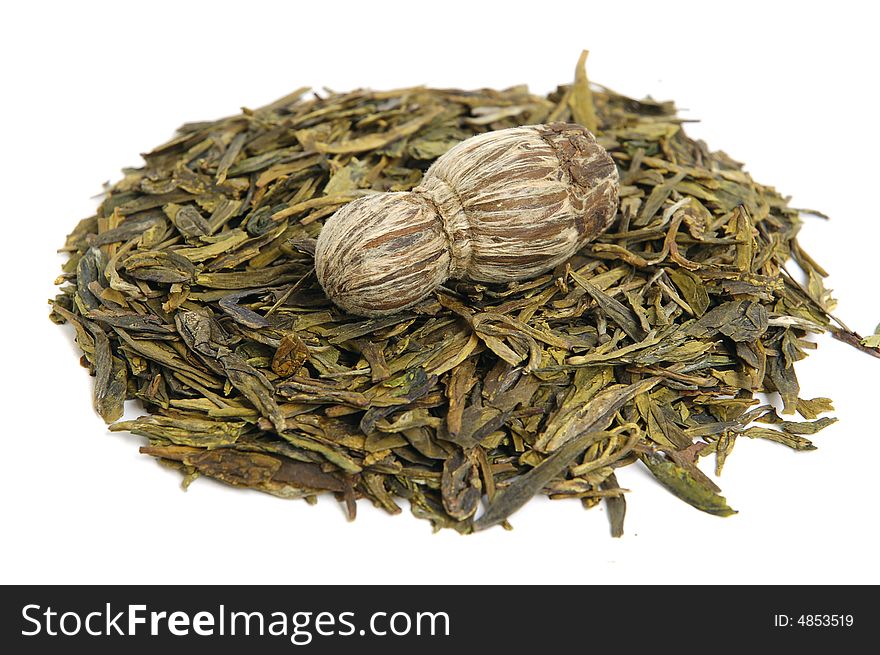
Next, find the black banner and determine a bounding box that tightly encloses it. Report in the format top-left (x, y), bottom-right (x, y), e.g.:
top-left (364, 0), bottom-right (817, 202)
top-left (1, 585), bottom-right (870, 652)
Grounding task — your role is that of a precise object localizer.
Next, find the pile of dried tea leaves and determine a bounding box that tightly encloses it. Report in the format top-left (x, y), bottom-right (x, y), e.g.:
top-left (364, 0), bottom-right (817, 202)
top-left (51, 53), bottom-right (879, 534)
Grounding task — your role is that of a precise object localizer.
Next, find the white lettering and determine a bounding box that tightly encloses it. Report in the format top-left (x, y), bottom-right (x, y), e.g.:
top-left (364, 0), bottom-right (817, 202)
top-left (167, 611), bottom-right (190, 636)
top-left (416, 611), bottom-right (450, 636)
top-left (389, 612), bottom-right (411, 636)
top-left (230, 611), bottom-right (263, 636)
top-left (337, 612), bottom-right (356, 636)
top-left (193, 611), bottom-right (214, 636)
top-left (59, 612), bottom-right (81, 636)
top-left (106, 603), bottom-right (124, 635)
top-left (128, 604), bottom-right (146, 635)
top-left (370, 611), bottom-right (387, 636)
top-left (21, 604), bottom-right (41, 636)
top-left (85, 611), bottom-right (102, 636)
top-left (44, 607), bottom-right (58, 636)
top-left (268, 612), bottom-right (288, 636)
top-left (291, 612), bottom-right (313, 646)
top-left (150, 611), bottom-right (167, 635)
top-left (314, 611), bottom-right (335, 636)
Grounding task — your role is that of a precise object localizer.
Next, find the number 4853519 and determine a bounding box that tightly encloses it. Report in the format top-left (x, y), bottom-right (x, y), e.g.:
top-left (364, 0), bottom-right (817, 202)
top-left (797, 615), bottom-right (854, 628)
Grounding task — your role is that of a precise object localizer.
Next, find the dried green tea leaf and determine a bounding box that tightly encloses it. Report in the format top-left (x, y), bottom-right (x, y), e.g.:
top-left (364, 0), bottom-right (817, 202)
top-left (570, 271), bottom-right (645, 341)
top-left (641, 453), bottom-right (736, 517)
top-left (311, 107), bottom-right (444, 154)
top-left (600, 473), bottom-right (626, 538)
top-left (669, 268), bottom-right (709, 318)
top-left (475, 378), bottom-right (659, 530)
top-left (862, 324), bottom-right (880, 348)
top-left (796, 397), bottom-right (834, 420)
top-left (569, 50), bottom-right (598, 132)
top-left (766, 352), bottom-right (801, 415)
top-left (689, 300), bottom-right (768, 343)
top-left (441, 448), bottom-right (482, 521)
top-left (50, 53), bottom-right (874, 534)
top-left (123, 250), bottom-right (195, 283)
top-left (87, 322), bottom-right (127, 423)
top-left (775, 416), bottom-right (837, 435)
top-left (742, 427), bottom-right (817, 451)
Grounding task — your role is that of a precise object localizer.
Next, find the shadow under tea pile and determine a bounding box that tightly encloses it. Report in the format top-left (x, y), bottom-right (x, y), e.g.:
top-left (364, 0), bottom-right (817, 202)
top-left (50, 56), bottom-right (878, 534)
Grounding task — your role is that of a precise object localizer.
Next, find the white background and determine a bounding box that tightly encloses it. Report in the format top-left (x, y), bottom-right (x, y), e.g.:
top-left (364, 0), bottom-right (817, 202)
top-left (1, 0), bottom-right (878, 585)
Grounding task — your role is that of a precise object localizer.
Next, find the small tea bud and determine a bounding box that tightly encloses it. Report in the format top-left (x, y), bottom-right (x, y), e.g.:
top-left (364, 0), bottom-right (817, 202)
top-left (315, 122), bottom-right (619, 316)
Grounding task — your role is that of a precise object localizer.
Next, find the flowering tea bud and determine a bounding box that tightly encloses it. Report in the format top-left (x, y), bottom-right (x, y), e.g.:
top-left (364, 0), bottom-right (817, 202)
top-left (315, 192), bottom-right (453, 316)
top-left (315, 122), bottom-right (619, 316)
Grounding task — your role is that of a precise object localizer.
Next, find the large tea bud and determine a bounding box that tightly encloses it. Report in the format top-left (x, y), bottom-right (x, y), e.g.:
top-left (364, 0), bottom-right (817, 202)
top-left (315, 122), bottom-right (619, 316)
